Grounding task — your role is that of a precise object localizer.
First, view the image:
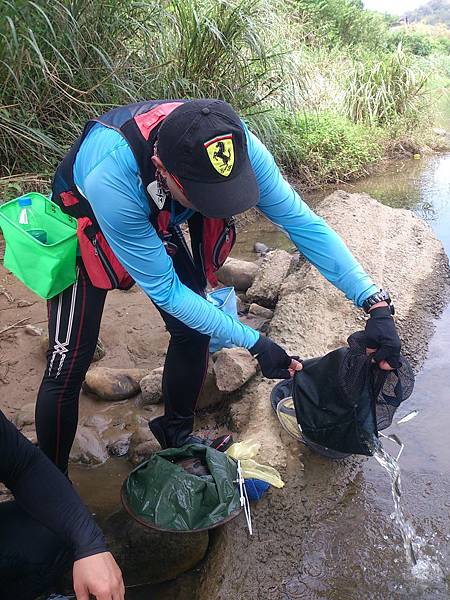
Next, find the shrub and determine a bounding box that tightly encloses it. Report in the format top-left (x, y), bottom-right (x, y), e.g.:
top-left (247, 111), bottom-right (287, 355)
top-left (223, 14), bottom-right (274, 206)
top-left (387, 30), bottom-right (434, 57)
top-left (295, 0), bottom-right (389, 50)
top-left (251, 110), bottom-right (382, 185)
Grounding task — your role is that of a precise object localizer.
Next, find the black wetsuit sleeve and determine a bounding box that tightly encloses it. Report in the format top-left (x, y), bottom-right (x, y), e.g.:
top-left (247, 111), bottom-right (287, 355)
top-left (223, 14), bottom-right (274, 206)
top-left (0, 409), bottom-right (107, 560)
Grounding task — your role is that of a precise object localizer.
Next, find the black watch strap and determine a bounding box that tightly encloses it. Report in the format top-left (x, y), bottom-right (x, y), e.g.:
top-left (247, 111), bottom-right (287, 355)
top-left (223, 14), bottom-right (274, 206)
top-left (362, 289), bottom-right (392, 314)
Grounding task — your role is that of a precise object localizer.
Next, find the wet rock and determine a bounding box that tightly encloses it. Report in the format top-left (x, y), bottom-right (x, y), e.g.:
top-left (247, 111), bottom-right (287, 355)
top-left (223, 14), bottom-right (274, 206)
top-left (104, 508), bottom-right (209, 585)
top-left (139, 367), bottom-right (164, 405)
top-left (14, 402), bottom-right (35, 429)
top-left (129, 440), bottom-right (161, 465)
top-left (254, 241), bottom-right (270, 255)
top-left (213, 348), bottom-right (257, 393)
top-left (107, 431), bottom-right (132, 457)
top-left (83, 367), bottom-right (149, 401)
top-left (70, 426), bottom-right (108, 465)
top-left (197, 361), bottom-right (225, 409)
top-left (82, 413), bottom-right (112, 432)
top-left (248, 303), bottom-right (274, 320)
top-left (246, 249), bottom-right (292, 308)
top-left (128, 427), bottom-right (161, 465)
top-left (216, 257), bottom-right (258, 292)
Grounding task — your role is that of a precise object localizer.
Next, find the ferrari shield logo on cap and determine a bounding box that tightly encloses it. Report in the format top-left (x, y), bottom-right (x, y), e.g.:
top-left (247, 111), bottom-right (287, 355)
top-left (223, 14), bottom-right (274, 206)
top-left (204, 134), bottom-right (234, 177)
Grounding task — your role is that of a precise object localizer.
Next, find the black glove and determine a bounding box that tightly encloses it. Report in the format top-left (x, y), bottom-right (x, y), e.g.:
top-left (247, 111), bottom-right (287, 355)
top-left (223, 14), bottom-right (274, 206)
top-left (365, 306), bottom-right (401, 369)
top-left (250, 335), bottom-right (296, 379)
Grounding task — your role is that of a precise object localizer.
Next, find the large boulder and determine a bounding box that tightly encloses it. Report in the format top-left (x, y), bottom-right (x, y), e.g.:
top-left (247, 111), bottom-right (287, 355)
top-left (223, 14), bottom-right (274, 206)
top-left (104, 508), bottom-right (209, 585)
top-left (197, 191), bottom-right (450, 599)
top-left (83, 367), bottom-right (149, 401)
top-left (246, 249), bottom-right (293, 308)
top-left (216, 257), bottom-right (259, 292)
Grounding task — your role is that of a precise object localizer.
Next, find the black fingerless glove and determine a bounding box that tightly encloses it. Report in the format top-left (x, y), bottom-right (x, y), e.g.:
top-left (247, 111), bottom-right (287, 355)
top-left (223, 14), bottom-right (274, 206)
top-left (365, 306), bottom-right (401, 369)
top-left (249, 335), bottom-right (293, 379)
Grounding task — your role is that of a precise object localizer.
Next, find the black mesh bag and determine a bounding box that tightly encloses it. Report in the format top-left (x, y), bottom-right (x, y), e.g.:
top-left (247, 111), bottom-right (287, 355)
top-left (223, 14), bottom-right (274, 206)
top-left (271, 331), bottom-right (414, 457)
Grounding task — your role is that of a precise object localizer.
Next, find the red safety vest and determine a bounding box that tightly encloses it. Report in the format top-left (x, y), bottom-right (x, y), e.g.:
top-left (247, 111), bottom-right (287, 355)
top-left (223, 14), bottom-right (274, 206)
top-left (52, 100), bottom-right (236, 290)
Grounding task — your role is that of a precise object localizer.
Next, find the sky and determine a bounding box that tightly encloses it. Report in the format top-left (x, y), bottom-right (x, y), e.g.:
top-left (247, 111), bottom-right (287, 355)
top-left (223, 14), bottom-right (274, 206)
top-left (363, 0), bottom-right (431, 15)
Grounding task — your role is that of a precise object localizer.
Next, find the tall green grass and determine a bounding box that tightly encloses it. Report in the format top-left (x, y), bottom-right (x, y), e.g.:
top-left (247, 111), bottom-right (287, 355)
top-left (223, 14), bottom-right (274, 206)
top-left (344, 47), bottom-right (428, 128)
top-left (0, 0), bottom-right (292, 175)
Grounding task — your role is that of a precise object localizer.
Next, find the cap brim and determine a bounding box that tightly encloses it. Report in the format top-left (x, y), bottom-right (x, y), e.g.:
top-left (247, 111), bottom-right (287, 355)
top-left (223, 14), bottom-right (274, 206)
top-left (180, 161), bottom-right (259, 218)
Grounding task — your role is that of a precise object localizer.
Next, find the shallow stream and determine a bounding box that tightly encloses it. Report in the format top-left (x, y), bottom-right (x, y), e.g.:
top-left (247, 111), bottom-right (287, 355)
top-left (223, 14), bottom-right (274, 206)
top-left (73, 150), bottom-right (450, 598)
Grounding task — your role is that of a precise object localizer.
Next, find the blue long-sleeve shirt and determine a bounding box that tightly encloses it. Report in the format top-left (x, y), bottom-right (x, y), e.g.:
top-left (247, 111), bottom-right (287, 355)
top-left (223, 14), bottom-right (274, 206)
top-left (73, 122), bottom-right (377, 349)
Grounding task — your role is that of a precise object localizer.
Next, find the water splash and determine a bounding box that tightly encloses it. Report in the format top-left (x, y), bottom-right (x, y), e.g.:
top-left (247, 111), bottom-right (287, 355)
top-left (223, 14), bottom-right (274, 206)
top-left (373, 445), bottom-right (444, 581)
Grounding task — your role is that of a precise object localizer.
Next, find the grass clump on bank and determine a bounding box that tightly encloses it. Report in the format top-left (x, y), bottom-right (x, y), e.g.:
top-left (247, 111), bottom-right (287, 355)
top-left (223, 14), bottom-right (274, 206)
top-left (258, 111), bottom-right (382, 185)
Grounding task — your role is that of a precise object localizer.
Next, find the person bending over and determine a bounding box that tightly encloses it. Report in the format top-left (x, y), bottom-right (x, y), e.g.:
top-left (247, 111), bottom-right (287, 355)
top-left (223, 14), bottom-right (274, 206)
top-left (35, 99), bottom-right (400, 473)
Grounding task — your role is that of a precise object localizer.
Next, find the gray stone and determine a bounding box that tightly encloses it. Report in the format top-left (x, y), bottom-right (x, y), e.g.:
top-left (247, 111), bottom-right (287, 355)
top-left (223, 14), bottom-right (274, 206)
top-left (83, 367), bottom-right (149, 401)
top-left (23, 429), bottom-right (37, 445)
top-left (254, 241), bottom-right (270, 255)
top-left (197, 361), bottom-right (225, 409)
top-left (0, 483), bottom-right (13, 503)
top-left (107, 432), bottom-right (132, 457)
top-left (128, 427), bottom-right (161, 465)
top-left (92, 337), bottom-right (106, 362)
top-left (14, 402), bottom-right (35, 429)
top-left (70, 425), bottom-right (108, 465)
top-left (213, 348), bottom-right (257, 392)
top-left (248, 303), bottom-right (274, 319)
top-left (139, 367), bottom-right (164, 405)
top-left (246, 249), bottom-right (293, 308)
top-left (82, 413), bottom-right (112, 432)
top-left (216, 257), bottom-right (258, 292)
top-left (239, 312), bottom-right (270, 333)
top-left (24, 324), bottom-right (43, 336)
top-left (433, 127), bottom-right (447, 137)
top-left (104, 508), bottom-right (209, 585)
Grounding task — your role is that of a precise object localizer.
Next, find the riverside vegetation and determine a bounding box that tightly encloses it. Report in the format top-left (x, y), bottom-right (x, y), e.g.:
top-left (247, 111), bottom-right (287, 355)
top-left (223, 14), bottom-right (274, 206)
top-left (0, 0), bottom-right (450, 196)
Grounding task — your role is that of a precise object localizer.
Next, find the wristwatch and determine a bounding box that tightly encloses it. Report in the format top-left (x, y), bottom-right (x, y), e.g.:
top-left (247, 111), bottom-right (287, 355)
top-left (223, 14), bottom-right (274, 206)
top-left (362, 289), bottom-right (393, 314)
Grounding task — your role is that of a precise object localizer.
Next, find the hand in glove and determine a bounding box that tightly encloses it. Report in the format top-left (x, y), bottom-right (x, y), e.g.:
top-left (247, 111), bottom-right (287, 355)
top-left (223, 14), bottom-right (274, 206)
top-left (250, 335), bottom-right (302, 379)
top-left (365, 306), bottom-right (401, 370)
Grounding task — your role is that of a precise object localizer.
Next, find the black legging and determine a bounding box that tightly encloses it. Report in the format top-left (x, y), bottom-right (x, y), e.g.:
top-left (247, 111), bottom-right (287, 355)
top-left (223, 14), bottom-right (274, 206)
top-left (36, 229), bottom-right (210, 473)
top-left (0, 501), bottom-right (71, 600)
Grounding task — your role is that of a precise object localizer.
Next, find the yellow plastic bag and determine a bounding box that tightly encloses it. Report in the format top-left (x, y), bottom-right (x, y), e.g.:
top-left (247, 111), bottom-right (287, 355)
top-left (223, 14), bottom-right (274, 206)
top-left (226, 439), bottom-right (260, 461)
top-left (226, 439), bottom-right (285, 489)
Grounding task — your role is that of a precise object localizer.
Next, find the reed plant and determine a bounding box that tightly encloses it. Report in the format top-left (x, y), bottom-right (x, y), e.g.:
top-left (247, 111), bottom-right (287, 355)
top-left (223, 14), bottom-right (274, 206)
top-left (343, 47), bottom-right (428, 128)
top-left (0, 0), bottom-right (291, 176)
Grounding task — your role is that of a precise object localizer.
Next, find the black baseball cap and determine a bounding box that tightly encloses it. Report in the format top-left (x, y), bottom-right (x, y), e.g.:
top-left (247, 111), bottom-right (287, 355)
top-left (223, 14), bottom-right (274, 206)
top-left (156, 99), bottom-right (259, 218)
